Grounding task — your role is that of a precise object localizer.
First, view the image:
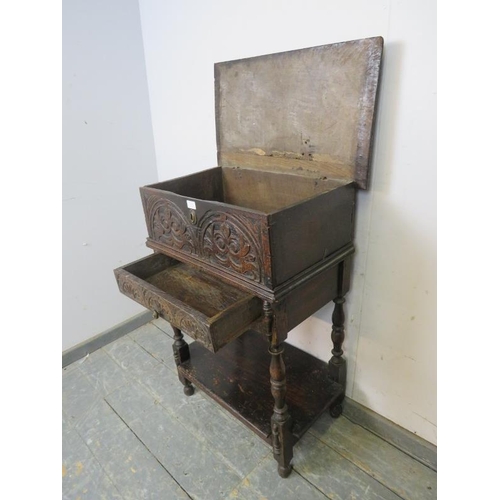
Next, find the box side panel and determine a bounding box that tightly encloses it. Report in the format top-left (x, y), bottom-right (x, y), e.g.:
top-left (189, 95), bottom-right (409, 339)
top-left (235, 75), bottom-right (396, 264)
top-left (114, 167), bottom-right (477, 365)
top-left (269, 184), bottom-right (356, 286)
top-left (274, 261), bottom-right (341, 339)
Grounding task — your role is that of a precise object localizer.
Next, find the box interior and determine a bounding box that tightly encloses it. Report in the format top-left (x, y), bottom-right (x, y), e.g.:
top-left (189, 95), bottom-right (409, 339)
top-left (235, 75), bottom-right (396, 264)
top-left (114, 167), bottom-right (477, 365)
top-left (152, 166), bottom-right (349, 214)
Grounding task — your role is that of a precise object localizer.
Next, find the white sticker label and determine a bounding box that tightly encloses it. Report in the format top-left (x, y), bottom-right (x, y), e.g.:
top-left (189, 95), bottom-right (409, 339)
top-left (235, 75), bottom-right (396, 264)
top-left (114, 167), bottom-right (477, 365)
top-left (187, 200), bottom-right (196, 210)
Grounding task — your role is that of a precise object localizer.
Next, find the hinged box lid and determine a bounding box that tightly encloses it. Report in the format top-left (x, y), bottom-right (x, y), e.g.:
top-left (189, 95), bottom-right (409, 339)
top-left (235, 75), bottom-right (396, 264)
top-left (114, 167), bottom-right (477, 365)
top-left (215, 37), bottom-right (383, 189)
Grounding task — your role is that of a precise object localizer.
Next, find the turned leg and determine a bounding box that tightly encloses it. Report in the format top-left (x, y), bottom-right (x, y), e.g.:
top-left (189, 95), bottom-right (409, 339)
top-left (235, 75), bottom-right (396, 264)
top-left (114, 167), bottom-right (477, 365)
top-left (265, 302), bottom-right (293, 478)
top-left (172, 326), bottom-right (194, 396)
top-left (328, 261), bottom-right (350, 418)
top-left (328, 295), bottom-right (346, 389)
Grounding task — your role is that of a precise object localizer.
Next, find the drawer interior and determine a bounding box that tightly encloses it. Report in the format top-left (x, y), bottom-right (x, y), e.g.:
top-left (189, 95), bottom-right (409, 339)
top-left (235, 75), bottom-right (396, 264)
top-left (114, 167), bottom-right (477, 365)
top-left (148, 166), bottom-right (348, 214)
top-left (144, 260), bottom-right (254, 317)
top-left (122, 253), bottom-right (256, 317)
top-left (115, 253), bottom-right (262, 351)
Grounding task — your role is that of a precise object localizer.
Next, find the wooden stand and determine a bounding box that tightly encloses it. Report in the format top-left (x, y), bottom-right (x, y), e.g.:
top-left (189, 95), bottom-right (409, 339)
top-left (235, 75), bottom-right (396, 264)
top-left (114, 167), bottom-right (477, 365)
top-left (114, 38), bottom-right (383, 479)
top-left (115, 241), bottom-right (354, 478)
top-left (174, 259), bottom-right (349, 477)
top-left (177, 331), bottom-right (344, 465)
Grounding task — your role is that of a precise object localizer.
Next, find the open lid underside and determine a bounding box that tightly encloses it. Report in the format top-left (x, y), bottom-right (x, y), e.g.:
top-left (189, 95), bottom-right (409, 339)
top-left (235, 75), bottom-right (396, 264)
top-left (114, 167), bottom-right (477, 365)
top-left (215, 37), bottom-right (383, 189)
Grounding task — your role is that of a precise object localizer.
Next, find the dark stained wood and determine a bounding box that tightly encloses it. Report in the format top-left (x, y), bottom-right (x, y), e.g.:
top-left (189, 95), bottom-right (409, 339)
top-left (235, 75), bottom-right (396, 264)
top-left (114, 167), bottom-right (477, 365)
top-left (115, 37), bottom-right (383, 479)
top-left (268, 183), bottom-right (356, 285)
top-left (329, 261), bottom-right (351, 392)
top-left (221, 166), bottom-right (347, 213)
top-left (256, 246), bottom-right (352, 342)
top-left (114, 253), bottom-right (262, 352)
top-left (262, 300), bottom-right (273, 342)
top-left (148, 167), bottom-right (224, 203)
top-left (329, 296), bottom-right (346, 387)
top-left (269, 330), bottom-right (293, 477)
top-left (178, 330), bottom-right (344, 443)
top-left (141, 181), bottom-right (275, 290)
top-left (141, 170), bottom-right (356, 293)
top-left (172, 326), bottom-right (194, 396)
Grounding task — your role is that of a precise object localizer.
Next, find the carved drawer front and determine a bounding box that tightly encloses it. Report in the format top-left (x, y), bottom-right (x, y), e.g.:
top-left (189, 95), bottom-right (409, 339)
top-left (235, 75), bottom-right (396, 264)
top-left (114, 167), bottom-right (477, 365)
top-left (114, 253), bottom-right (262, 353)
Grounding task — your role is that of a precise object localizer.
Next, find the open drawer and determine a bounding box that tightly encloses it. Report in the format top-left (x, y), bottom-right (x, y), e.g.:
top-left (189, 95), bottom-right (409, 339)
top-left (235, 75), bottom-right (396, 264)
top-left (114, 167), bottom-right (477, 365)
top-left (114, 253), bottom-right (262, 352)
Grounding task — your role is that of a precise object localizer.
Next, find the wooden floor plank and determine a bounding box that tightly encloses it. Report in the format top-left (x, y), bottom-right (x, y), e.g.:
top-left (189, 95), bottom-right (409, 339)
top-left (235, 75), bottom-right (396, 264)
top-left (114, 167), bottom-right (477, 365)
top-left (295, 432), bottom-right (401, 500)
top-left (344, 399), bottom-right (437, 471)
top-left (62, 365), bottom-right (101, 426)
top-left (310, 414), bottom-right (437, 499)
top-left (62, 427), bottom-right (124, 500)
top-left (128, 361), bottom-right (272, 474)
top-left (74, 397), bottom-right (190, 500)
top-left (107, 387), bottom-right (243, 500)
top-left (129, 323), bottom-right (175, 363)
top-left (150, 317), bottom-right (175, 337)
top-left (104, 334), bottom-right (161, 377)
top-left (77, 349), bottom-right (130, 397)
top-left (227, 456), bottom-right (329, 500)
top-left (63, 324), bottom-right (437, 500)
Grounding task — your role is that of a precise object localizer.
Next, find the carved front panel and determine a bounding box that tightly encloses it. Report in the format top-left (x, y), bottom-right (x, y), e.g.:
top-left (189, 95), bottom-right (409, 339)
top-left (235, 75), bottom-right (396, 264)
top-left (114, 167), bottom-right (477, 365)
top-left (145, 195), bottom-right (196, 253)
top-left (115, 272), bottom-right (209, 345)
top-left (143, 193), bottom-right (267, 286)
top-left (200, 211), bottom-right (263, 283)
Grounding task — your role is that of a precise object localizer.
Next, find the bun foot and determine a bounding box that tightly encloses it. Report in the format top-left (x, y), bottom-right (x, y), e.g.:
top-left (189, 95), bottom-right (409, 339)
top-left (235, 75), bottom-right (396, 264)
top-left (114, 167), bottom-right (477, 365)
top-left (278, 464), bottom-right (293, 478)
top-left (183, 384), bottom-right (194, 396)
top-left (329, 403), bottom-right (343, 419)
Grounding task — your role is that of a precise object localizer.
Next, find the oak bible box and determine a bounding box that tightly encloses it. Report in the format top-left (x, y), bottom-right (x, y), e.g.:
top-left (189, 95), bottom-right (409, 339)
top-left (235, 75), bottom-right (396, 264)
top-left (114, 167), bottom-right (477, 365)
top-left (115, 36), bottom-right (383, 478)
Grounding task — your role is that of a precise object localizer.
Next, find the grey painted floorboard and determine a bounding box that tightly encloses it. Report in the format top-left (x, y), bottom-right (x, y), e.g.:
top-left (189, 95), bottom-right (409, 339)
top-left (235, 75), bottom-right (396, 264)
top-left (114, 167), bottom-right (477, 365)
top-left (150, 317), bottom-right (175, 337)
top-left (343, 399), bottom-right (437, 471)
top-left (108, 363), bottom-right (271, 479)
top-left (78, 349), bottom-right (130, 397)
top-left (62, 365), bottom-right (102, 427)
top-left (152, 316), bottom-right (194, 344)
top-left (311, 413), bottom-right (437, 499)
top-left (107, 386), bottom-right (244, 499)
top-left (294, 433), bottom-right (401, 500)
top-left (73, 398), bottom-right (190, 500)
top-left (227, 455), bottom-right (328, 500)
top-left (129, 323), bottom-right (175, 364)
top-left (63, 320), bottom-right (437, 500)
top-left (104, 333), bottom-right (161, 377)
top-left (63, 427), bottom-right (124, 500)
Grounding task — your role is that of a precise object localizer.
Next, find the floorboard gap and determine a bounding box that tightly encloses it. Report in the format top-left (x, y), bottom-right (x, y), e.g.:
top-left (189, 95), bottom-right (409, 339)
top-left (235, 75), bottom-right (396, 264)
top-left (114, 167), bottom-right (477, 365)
top-left (342, 414), bottom-right (437, 472)
top-left (74, 427), bottom-right (127, 500)
top-left (305, 431), bottom-right (407, 500)
top-left (104, 399), bottom-right (194, 500)
top-left (292, 468), bottom-right (336, 500)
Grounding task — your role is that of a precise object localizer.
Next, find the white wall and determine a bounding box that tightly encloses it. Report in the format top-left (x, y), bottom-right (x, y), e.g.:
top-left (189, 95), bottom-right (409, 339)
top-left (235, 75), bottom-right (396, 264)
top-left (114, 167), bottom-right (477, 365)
top-left (139, 0), bottom-right (436, 444)
top-left (62, 0), bottom-right (157, 351)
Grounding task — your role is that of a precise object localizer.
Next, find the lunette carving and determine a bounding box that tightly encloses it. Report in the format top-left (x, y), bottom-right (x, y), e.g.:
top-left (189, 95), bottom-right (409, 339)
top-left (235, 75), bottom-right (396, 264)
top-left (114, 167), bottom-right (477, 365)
top-left (144, 192), bottom-right (265, 285)
top-left (200, 211), bottom-right (263, 283)
top-left (145, 195), bottom-right (196, 254)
